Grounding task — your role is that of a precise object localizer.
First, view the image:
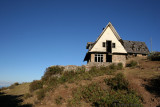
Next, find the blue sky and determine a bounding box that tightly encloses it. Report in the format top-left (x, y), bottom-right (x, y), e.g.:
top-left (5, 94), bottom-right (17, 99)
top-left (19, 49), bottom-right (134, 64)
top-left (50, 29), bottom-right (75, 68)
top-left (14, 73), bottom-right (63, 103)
top-left (0, 0), bottom-right (160, 85)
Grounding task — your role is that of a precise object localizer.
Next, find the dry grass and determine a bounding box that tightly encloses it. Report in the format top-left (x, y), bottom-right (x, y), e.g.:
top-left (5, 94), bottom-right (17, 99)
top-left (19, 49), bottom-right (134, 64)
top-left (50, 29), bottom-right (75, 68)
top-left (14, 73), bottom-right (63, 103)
top-left (1, 57), bottom-right (160, 107)
top-left (124, 57), bottom-right (160, 107)
top-left (3, 83), bottom-right (30, 95)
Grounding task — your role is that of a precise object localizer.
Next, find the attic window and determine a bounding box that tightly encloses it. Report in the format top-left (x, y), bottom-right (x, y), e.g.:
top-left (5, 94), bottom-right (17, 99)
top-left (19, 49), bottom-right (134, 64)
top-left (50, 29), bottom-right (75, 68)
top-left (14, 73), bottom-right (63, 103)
top-left (102, 42), bottom-right (106, 47)
top-left (112, 43), bottom-right (116, 48)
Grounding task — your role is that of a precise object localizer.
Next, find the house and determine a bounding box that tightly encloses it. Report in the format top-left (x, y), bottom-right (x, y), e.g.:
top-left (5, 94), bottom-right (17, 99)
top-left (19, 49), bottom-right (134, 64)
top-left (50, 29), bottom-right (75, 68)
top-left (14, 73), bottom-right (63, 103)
top-left (84, 22), bottom-right (149, 66)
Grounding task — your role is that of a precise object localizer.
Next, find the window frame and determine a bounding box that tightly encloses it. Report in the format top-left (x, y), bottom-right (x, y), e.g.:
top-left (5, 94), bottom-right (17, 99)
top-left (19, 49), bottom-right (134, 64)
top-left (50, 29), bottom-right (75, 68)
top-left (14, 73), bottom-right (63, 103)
top-left (112, 43), bottom-right (116, 48)
top-left (102, 42), bottom-right (106, 47)
top-left (95, 54), bottom-right (103, 62)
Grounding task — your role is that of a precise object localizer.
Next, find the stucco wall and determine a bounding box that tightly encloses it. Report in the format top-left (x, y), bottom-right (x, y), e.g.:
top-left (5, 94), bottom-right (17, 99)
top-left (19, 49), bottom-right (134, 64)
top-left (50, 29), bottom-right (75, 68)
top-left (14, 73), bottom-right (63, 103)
top-left (90, 26), bottom-right (127, 53)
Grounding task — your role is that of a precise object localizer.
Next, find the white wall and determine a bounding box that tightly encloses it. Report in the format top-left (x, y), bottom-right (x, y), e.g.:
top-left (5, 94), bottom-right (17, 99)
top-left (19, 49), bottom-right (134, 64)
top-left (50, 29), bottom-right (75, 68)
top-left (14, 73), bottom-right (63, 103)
top-left (90, 26), bottom-right (127, 53)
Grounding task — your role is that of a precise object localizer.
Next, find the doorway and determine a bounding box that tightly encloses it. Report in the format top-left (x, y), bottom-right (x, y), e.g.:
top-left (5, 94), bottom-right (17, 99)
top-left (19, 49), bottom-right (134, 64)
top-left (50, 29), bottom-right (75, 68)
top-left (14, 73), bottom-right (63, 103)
top-left (106, 41), bottom-right (112, 53)
top-left (106, 54), bottom-right (112, 62)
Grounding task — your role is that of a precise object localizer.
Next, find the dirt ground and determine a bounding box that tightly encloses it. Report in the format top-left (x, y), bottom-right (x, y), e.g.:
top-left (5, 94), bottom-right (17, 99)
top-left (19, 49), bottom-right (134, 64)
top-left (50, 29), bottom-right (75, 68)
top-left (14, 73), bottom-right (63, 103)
top-left (1, 57), bottom-right (160, 107)
top-left (124, 57), bottom-right (160, 107)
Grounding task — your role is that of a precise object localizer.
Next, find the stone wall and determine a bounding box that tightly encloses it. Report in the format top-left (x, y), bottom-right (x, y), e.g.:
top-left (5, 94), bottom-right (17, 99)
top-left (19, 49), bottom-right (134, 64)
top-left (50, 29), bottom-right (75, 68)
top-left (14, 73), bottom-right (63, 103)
top-left (103, 54), bottom-right (106, 62)
top-left (91, 54), bottom-right (94, 62)
top-left (87, 54), bottom-right (126, 67)
top-left (112, 54), bottom-right (126, 66)
top-left (51, 54), bottom-right (126, 72)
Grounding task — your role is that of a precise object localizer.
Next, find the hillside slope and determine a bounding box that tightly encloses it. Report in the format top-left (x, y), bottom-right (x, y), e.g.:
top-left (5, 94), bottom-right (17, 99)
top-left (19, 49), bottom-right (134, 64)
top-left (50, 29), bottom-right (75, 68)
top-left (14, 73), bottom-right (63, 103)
top-left (1, 57), bottom-right (160, 107)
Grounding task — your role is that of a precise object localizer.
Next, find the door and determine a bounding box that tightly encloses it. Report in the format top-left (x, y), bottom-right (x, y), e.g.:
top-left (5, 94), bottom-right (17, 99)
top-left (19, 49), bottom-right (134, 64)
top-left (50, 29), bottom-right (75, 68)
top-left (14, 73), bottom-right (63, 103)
top-left (106, 41), bottom-right (112, 53)
top-left (106, 54), bottom-right (112, 62)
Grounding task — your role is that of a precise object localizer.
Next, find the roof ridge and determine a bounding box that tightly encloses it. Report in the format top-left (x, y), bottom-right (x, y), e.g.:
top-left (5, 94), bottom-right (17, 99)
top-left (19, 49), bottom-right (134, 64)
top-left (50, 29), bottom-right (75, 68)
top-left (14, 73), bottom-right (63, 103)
top-left (89, 22), bottom-right (121, 51)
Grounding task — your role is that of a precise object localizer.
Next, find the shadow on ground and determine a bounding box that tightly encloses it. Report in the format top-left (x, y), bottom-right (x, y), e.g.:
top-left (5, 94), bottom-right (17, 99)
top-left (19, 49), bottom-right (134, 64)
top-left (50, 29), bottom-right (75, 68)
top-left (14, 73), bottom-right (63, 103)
top-left (144, 76), bottom-right (160, 97)
top-left (0, 92), bottom-right (32, 107)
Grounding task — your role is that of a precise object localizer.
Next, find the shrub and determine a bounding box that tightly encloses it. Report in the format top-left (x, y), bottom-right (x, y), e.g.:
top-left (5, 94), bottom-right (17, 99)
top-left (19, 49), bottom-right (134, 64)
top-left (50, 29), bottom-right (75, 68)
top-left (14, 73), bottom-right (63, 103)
top-left (55, 96), bottom-right (64, 105)
top-left (29, 80), bottom-right (43, 92)
top-left (109, 64), bottom-right (116, 70)
top-left (80, 83), bottom-right (105, 103)
top-left (24, 93), bottom-right (32, 99)
top-left (42, 66), bottom-right (64, 81)
top-left (117, 63), bottom-right (123, 70)
top-left (44, 76), bottom-right (58, 87)
top-left (148, 52), bottom-right (160, 61)
top-left (0, 87), bottom-right (7, 91)
top-left (9, 82), bottom-right (19, 89)
top-left (70, 83), bottom-right (106, 106)
top-left (104, 73), bottom-right (129, 90)
top-left (36, 89), bottom-right (45, 100)
top-left (103, 90), bottom-right (142, 106)
top-left (126, 60), bottom-right (137, 67)
top-left (13, 82), bottom-right (19, 86)
top-left (70, 83), bottom-right (142, 106)
top-left (76, 66), bottom-right (86, 73)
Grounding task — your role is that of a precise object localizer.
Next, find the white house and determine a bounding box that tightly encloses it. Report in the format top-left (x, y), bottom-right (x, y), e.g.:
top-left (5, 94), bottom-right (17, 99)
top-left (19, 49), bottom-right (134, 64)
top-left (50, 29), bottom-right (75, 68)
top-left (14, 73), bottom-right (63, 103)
top-left (84, 22), bottom-right (149, 66)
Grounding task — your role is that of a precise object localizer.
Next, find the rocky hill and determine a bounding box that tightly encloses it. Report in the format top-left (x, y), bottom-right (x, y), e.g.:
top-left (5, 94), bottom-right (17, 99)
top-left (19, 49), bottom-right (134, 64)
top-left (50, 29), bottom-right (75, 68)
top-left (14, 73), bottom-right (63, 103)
top-left (1, 57), bottom-right (160, 107)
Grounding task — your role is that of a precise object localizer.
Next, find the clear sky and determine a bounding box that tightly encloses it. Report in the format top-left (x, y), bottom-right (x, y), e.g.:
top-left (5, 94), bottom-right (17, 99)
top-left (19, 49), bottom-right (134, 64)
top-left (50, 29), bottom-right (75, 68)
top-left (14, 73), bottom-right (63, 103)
top-left (0, 0), bottom-right (160, 86)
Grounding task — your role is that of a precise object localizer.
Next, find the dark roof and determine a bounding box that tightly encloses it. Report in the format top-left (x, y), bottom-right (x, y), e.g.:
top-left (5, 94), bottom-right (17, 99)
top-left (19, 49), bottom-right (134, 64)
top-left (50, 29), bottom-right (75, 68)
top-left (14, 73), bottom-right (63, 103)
top-left (122, 40), bottom-right (149, 54)
top-left (86, 42), bottom-right (94, 49)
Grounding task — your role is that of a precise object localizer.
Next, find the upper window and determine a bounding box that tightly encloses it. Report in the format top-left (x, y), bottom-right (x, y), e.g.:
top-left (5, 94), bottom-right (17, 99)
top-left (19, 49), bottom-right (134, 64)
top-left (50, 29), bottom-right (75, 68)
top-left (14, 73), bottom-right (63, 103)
top-left (112, 43), bottom-right (116, 48)
top-left (95, 54), bottom-right (103, 62)
top-left (102, 42), bottom-right (106, 47)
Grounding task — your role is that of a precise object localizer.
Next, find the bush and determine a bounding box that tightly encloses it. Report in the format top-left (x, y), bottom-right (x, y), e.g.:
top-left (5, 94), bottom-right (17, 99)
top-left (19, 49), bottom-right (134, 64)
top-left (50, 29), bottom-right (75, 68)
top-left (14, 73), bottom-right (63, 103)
top-left (55, 96), bottom-right (64, 105)
top-left (29, 80), bottom-right (43, 92)
top-left (9, 82), bottom-right (19, 89)
top-left (24, 93), bottom-right (32, 99)
top-left (42, 66), bottom-right (64, 81)
top-left (70, 83), bottom-right (142, 106)
top-left (117, 63), bottom-right (123, 70)
top-left (109, 64), bottom-right (116, 70)
top-left (36, 89), bottom-right (45, 100)
top-left (126, 60), bottom-right (137, 67)
top-left (80, 83), bottom-right (105, 103)
top-left (103, 90), bottom-right (142, 106)
top-left (104, 73), bottom-right (129, 90)
top-left (148, 52), bottom-right (160, 61)
top-left (69, 83), bottom-right (106, 106)
top-left (13, 82), bottom-right (19, 86)
top-left (76, 66), bottom-right (86, 73)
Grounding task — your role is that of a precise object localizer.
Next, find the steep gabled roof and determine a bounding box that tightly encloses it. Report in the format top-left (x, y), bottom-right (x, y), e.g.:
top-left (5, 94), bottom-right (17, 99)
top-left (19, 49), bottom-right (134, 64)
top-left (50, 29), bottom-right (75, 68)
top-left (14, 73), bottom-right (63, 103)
top-left (122, 40), bottom-right (150, 54)
top-left (89, 22), bottom-right (122, 52)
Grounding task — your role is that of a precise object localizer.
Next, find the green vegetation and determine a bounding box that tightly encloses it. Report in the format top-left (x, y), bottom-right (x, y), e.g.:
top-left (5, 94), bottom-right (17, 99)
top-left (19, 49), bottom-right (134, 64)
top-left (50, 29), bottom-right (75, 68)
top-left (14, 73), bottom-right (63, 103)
top-left (126, 60), bottom-right (137, 68)
top-left (117, 63), bottom-right (123, 70)
top-left (29, 80), bottom-right (43, 92)
top-left (29, 65), bottom-right (121, 101)
top-left (36, 89), bottom-right (45, 100)
top-left (148, 52), bottom-right (160, 61)
top-left (9, 82), bottom-right (19, 89)
top-left (55, 96), bottom-right (64, 105)
top-left (69, 82), bottom-right (142, 107)
top-left (2, 58), bottom-right (160, 107)
top-left (24, 93), bottom-right (32, 99)
top-left (104, 73), bottom-right (129, 90)
top-left (27, 64), bottom-right (143, 106)
top-left (42, 66), bottom-right (64, 80)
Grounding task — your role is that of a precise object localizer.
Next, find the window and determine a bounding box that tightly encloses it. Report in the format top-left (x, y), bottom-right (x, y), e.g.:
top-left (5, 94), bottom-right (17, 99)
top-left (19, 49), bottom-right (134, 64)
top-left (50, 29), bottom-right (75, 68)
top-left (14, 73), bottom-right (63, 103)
top-left (95, 54), bottom-right (103, 62)
top-left (102, 42), bottom-right (106, 47)
top-left (112, 43), bottom-right (116, 48)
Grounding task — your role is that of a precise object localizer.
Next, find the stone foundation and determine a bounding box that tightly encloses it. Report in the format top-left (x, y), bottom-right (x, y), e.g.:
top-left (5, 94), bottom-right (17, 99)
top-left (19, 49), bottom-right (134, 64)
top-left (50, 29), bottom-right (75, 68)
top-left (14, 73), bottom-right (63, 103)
top-left (112, 54), bottom-right (126, 66)
top-left (87, 54), bottom-right (126, 67)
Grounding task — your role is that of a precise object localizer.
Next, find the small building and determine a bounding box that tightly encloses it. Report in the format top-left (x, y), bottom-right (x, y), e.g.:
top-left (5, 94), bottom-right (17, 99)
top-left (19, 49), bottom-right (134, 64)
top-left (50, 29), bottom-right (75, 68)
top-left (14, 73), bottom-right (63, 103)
top-left (84, 22), bottom-right (149, 66)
